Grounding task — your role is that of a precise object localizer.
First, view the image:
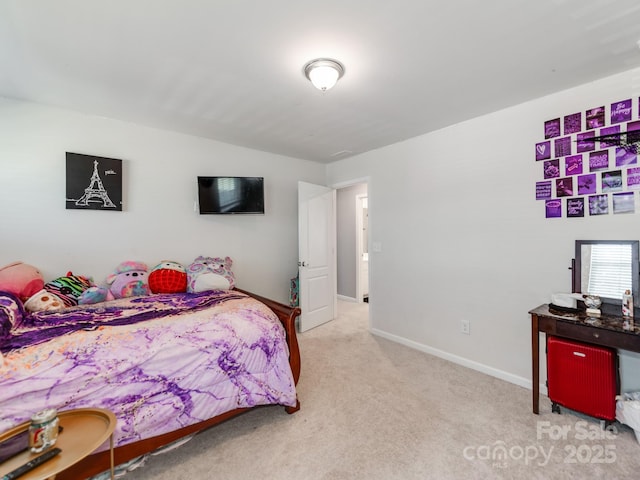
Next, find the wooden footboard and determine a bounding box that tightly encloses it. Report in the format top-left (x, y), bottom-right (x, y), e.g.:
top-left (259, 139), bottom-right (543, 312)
top-left (57, 289), bottom-right (301, 480)
top-left (235, 288), bottom-right (301, 385)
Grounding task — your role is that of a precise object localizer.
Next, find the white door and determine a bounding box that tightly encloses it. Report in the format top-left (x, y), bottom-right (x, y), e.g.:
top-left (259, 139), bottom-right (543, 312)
top-left (298, 181), bottom-right (337, 332)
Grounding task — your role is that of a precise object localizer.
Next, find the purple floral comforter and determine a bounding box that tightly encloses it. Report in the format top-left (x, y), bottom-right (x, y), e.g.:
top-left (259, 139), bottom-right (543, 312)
top-left (0, 290), bottom-right (297, 448)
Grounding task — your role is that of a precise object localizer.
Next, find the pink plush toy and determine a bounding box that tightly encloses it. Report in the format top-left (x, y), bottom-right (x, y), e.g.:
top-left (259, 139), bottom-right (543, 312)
top-left (0, 262), bottom-right (45, 302)
top-left (106, 261), bottom-right (151, 299)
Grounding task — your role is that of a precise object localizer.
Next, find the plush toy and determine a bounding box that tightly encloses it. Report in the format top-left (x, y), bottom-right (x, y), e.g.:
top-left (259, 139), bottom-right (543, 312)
top-left (106, 261), bottom-right (150, 299)
top-left (79, 286), bottom-right (115, 305)
top-left (187, 256), bottom-right (235, 292)
top-left (0, 262), bottom-right (44, 302)
top-left (149, 261), bottom-right (187, 294)
top-left (44, 272), bottom-right (94, 307)
top-left (24, 289), bottom-right (65, 312)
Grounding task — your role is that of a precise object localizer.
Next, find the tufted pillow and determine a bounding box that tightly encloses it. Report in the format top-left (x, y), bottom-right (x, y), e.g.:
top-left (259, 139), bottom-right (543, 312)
top-left (0, 291), bottom-right (25, 342)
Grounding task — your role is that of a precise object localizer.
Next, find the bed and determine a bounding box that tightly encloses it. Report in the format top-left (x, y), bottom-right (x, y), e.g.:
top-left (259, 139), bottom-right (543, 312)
top-left (0, 287), bottom-right (301, 479)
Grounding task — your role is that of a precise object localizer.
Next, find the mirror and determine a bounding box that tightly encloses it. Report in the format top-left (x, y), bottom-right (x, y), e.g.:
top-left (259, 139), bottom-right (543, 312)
top-left (574, 240), bottom-right (639, 308)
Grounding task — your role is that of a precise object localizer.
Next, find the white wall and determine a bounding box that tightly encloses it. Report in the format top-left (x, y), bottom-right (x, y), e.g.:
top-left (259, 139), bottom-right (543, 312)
top-left (327, 68), bottom-right (640, 393)
top-left (0, 98), bottom-right (325, 303)
top-left (5, 70), bottom-right (640, 394)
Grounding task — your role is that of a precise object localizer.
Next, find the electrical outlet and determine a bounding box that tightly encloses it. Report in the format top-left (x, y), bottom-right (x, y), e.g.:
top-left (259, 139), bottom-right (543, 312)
top-left (461, 319), bottom-right (470, 335)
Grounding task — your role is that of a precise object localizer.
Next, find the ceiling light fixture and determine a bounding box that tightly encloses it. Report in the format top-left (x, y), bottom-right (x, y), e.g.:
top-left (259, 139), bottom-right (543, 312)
top-left (304, 58), bottom-right (345, 92)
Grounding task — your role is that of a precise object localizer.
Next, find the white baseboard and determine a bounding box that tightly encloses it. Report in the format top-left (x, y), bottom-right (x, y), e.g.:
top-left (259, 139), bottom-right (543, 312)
top-left (337, 294), bottom-right (358, 302)
top-left (370, 328), bottom-right (546, 394)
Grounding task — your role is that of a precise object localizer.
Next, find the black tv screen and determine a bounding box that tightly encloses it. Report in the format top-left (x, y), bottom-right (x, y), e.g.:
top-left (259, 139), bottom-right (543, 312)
top-left (198, 176), bottom-right (265, 214)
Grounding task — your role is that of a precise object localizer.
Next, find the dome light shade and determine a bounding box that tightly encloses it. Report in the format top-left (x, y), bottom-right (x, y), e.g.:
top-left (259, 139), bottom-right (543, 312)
top-left (304, 59), bottom-right (344, 92)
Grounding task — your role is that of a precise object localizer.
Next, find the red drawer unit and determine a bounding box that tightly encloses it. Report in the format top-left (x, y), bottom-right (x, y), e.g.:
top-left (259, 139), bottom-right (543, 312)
top-left (546, 335), bottom-right (619, 421)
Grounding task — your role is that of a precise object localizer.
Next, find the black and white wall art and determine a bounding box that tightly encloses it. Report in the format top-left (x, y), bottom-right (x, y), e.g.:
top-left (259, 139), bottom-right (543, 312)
top-left (66, 152), bottom-right (123, 211)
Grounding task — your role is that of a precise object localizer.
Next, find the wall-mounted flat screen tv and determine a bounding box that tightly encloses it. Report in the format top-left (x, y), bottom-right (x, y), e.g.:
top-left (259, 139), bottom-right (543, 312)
top-left (197, 176), bottom-right (265, 214)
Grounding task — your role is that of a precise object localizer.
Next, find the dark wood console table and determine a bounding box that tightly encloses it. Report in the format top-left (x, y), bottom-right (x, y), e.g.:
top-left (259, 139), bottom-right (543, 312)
top-left (530, 304), bottom-right (640, 414)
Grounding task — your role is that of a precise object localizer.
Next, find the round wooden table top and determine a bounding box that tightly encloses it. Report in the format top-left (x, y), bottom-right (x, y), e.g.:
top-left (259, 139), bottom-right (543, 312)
top-left (0, 408), bottom-right (116, 480)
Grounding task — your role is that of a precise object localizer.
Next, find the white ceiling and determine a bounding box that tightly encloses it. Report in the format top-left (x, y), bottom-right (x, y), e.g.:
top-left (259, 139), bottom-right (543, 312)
top-left (2, 0), bottom-right (640, 163)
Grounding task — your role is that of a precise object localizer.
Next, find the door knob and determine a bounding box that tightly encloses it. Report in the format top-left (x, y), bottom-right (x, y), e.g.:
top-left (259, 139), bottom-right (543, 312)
top-left (298, 261), bottom-right (307, 267)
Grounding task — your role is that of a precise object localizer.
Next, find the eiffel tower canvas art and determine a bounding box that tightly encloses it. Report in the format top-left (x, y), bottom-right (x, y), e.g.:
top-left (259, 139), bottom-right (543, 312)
top-left (66, 152), bottom-right (123, 211)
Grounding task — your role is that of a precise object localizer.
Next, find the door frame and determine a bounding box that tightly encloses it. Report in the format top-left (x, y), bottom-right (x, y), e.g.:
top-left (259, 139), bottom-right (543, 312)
top-left (331, 176), bottom-right (371, 318)
top-left (355, 193), bottom-right (368, 304)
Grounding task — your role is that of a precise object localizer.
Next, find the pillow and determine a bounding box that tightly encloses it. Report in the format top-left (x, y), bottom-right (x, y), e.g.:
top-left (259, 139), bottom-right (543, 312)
top-left (187, 256), bottom-right (235, 292)
top-left (149, 261), bottom-right (187, 294)
top-left (24, 289), bottom-right (66, 313)
top-left (44, 272), bottom-right (94, 307)
top-left (78, 286), bottom-right (115, 305)
top-left (0, 290), bottom-right (25, 341)
top-left (106, 261), bottom-right (150, 299)
top-left (0, 262), bottom-right (44, 302)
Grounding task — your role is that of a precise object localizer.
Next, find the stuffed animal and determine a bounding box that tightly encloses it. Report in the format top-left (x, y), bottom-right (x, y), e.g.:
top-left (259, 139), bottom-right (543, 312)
top-left (149, 261), bottom-right (187, 294)
top-left (24, 289), bottom-right (66, 312)
top-left (106, 261), bottom-right (150, 299)
top-left (187, 256), bottom-right (235, 292)
top-left (78, 286), bottom-right (115, 305)
top-left (0, 262), bottom-right (44, 302)
top-left (44, 272), bottom-right (94, 307)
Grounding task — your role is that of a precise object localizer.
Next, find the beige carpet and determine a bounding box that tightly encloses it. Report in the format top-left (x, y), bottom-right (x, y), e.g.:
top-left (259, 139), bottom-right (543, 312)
top-left (124, 301), bottom-right (640, 479)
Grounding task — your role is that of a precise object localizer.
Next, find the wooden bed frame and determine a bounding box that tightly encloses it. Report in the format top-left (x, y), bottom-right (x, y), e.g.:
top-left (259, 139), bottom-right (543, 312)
top-left (57, 289), bottom-right (301, 480)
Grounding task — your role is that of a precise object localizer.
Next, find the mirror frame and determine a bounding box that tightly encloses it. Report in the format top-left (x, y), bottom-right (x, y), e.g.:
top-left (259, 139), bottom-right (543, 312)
top-left (574, 239), bottom-right (640, 309)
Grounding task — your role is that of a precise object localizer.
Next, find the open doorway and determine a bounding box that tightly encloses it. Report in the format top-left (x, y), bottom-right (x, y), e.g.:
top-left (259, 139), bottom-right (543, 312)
top-left (356, 194), bottom-right (368, 303)
top-left (336, 182), bottom-right (369, 305)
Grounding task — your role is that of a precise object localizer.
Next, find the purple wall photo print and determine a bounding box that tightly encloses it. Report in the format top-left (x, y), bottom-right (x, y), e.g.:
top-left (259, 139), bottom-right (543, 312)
top-left (545, 118), bottom-right (561, 138)
top-left (611, 99), bottom-right (632, 124)
top-left (566, 198), bottom-right (585, 218)
top-left (613, 192), bottom-right (635, 214)
top-left (565, 155), bottom-right (583, 176)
